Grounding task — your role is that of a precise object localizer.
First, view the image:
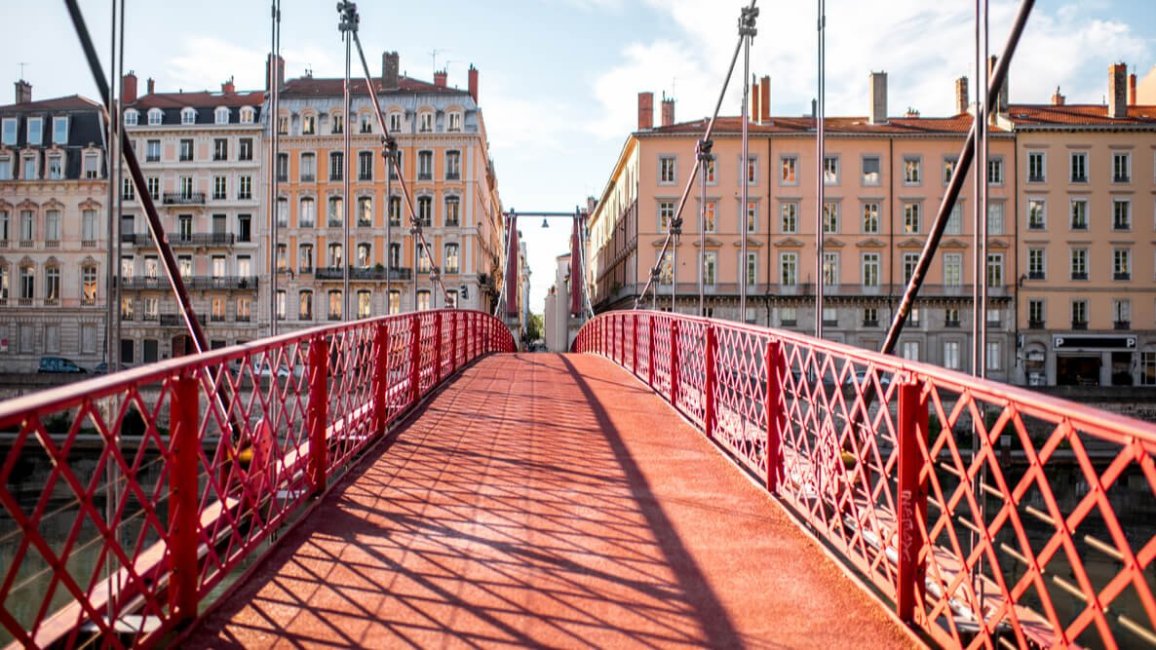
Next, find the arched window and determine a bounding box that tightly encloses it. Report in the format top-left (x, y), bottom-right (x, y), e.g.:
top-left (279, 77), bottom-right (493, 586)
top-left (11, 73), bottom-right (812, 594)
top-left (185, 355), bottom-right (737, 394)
top-left (147, 108), bottom-right (163, 125)
top-left (239, 106), bottom-right (255, 124)
top-left (214, 107), bottom-right (230, 124)
top-left (180, 107), bottom-right (197, 125)
top-left (124, 109), bottom-right (139, 126)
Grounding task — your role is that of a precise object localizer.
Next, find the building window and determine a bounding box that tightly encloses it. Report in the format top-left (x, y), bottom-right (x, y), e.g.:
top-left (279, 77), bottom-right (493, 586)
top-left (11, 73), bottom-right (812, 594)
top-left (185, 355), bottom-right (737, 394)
top-left (745, 251), bottom-right (757, 285)
top-left (81, 266), bottom-right (97, 305)
top-left (943, 156), bottom-right (958, 184)
top-left (445, 197), bottom-right (460, 226)
top-left (296, 290), bottom-right (313, 320)
top-left (1027, 151), bottom-right (1046, 183)
top-left (944, 253), bottom-right (963, 287)
top-left (357, 290), bottom-right (372, 318)
top-left (943, 341), bottom-right (961, 370)
top-left (987, 157), bottom-right (1004, 184)
top-left (448, 112), bottom-right (462, 132)
top-left (1113, 248), bottom-right (1132, 280)
top-left (45, 153), bottom-right (64, 179)
top-left (44, 266), bottom-right (60, 303)
top-left (659, 156), bottom-right (677, 184)
top-left (445, 150), bottom-right (461, 180)
top-left (27, 117), bottom-right (43, 145)
top-left (780, 155), bottom-right (798, 185)
top-left (418, 151), bottom-right (433, 180)
top-left (19, 266), bottom-right (35, 301)
top-left (276, 290), bottom-right (286, 320)
top-left (210, 297), bottom-right (225, 322)
top-left (359, 151), bottom-right (373, 180)
top-left (19, 210), bottom-right (35, 243)
top-left (944, 308), bottom-right (961, 327)
top-left (22, 154), bottom-right (37, 180)
top-left (419, 112), bottom-right (433, 133)
top-left (418, 196), bottom-right (432, 226)
top-left (823, 155), bottom-right (839, 185)
top-left (329, 151), bottom-right (343, 181)
top-left (988, 253), bottom-right (1004, 287)
top-left (0, 155), bottom-right (11, 180)
top-left (331, 112), bottom-right (343, 134)
top-left (417, 290), bottom-right (431, 311)
top-left (327, 243), bottom-right (343, 268)
top-left (388, 290), bottom-right (401, 314)
top-left (903, 156), bottom-right (921, 184)
top-left (1113, 199), bottom-right (1130, 230)
top-left (213, 138), bottom-right (228, 161)
top-left (903, 202), bottom-right (920, 234)
top-left (1070, 198), bottom-right (1087, 230)
top-left (276, 153), bottom-right (288, 181)
top-left (147, 108), bottom-right (163, 126)
top-left (389, 196), bottom-right (401, 225)
top-left (359, 113), bottom-right (373, 134)
top-left (177, 108), bottom-right (196, 125)
top-left (780, 252), bottom-right (798, 286)
top-left (51, 116), bottom-right (69, 144)
top-left (328, 290), bottom-right (343, 320)
top-left (1, 118), bottom-right (16, 145)
top-left (1026, 198), bottom-right (1046, 230)
top-left (417, 243), bottom-right (431, 273)
top-left (276, 198), bottom-right (288, 227)
top-left (987, 202), bottom-right (1004, 235)
top-left (822, 252), bottom-right (839, 286)
top-left (986, 342), bottom-right (1002, 371)
top-left (1072, 299), bottom-right (1088, 329)
top-left (903, 253), bottom-right (919, 283)
top-left (388, 243), bottom-right (401, 269)
top-left (1113, 299), bottom-right (1131, 329)
top-left (357, 197), bottom-right (372, 227)
top-left (1141, 352), bottom-right (1156, 386)
top-left (300, 153), bottom-right (316, 181)
top-left (702, 251), bottom-right (717, 286)
top-left (703, 200), bottom-right (717, 232)
top-left (356, 242), bottom-right (371, 268)
top-left (745, 156), bottom-right (758, 184)
top-left (82, 209), bottom-right (97, 241)
top-left (83, 153), bottom-right (99, 179)
top-left (389, 150), bottom-right (402, 179)
top-left (327, 196), bottom-right (344, 228)
top-left (45, 209), bottom-right (60, 244)
top-left (445, 243), bottom-right (460, 273)
top-left (703, 157), bottom-right (716, 184)
top-left (1070, 248), bottom-right (1088, 280)
top-left (213, 176), bottom-right (227, 200)
top-left (745, 200), bottom-right (757, 233)
top-left (179, 139), bottom-right (194, 162)
top-left (862, 155), bottom-right (881, 186)
top-left (302, 114), bottom-right (316, 135)
top-left (778, 307), bottom-right (797, 327)
top-left (822, 201), bottom-right (839, 233)
top-left (238, 176), bottom-right (252, 200)
top-left (234, 137), bottom-right (252, 162)
top-left (237, 297), bottom-right (252, 322)
top-left (862, 202), bottom-right (880, 233)
top-left (780, 202), bottom-right (798, 233)
top-left (1028, 299), bottom-right (1045, 328)
top-left (1070, 151), bottom-right (1087, 183)
top-left (299, 243), bottom-right (313, 272)
top-left (388, 112), bottom-right (402, 132)
top-left (1112, 151), bottom-right (1131, 183)
top-left (299, 197), bottom-right (315, 227)
top-left (1028, 248), bottom-right (1046, 279)
top-left (862, 253), bottom-right (880, 287)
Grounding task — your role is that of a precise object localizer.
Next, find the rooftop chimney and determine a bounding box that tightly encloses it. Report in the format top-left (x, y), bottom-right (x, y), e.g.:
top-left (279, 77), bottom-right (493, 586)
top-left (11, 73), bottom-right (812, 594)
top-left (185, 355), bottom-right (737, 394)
top-left (1109, 62), bottom-right (1127, 118)
top-left (637, 91), bottom-right (654, 130)
top-left (147, 77), bottom-right (155, 95)
top-left (265, 54), bottom-right (284, 92)
top-left (122, 72), bottom-right (138, 104)
top-left (661, 94), bottom-right (675, 127)
top-left (759, 75), bottom-right (771, 123)
top-left (222, 77), bottom-right (235, 95)
top-left (382, 51), bottom-right (400, 89)
top-left (1129, 72), bottom-right (1137, 105)
top-left (14, 80), bottom-right (31, 104)
top-left (433, 70), bottom-right (447, 88)
top-left (955, 76), bottom-right (969, 115)
top-left (1051, 86), bottom-right (1066, 106)
top-left (869, 71), bottom-right (887, 124)
top-left (750, 77), bottom-right (760, 122)
top-left (988, 55), bottom-right (1008, 113)
top-left (468, 64), bottom-right (479, 104)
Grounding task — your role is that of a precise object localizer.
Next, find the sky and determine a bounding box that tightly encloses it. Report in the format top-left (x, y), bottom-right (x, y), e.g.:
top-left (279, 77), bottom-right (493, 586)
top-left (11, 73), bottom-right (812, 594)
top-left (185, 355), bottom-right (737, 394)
top-left (4, 0), bottom-right (1155, 314)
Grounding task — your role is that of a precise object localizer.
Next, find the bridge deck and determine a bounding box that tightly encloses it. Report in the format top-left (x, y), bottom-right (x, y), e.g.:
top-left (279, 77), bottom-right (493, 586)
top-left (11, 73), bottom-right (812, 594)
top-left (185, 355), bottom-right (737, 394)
top-left (186, 353), bottom-right (916, 648)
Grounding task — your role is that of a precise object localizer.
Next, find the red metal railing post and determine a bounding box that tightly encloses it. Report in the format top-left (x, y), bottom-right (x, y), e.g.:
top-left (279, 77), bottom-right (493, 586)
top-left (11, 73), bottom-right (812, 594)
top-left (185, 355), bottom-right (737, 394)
top-left (704, 325), bottom-right (716, 438)
top-left (434, 311), bottom-right (443, 382)
top-left (896, 378), bottom-right (929, 625)
top-left (308, 335), bottom-right (328, 495)
top-left (670, 319), bottom-right (681, 405)
top-left (647, 316), bottom-right (655, 386)
top-left (631, 314), bottom-right (638, 373)
top-left (451, 311), bottom-right (459, 372)
top-left (410, 315), bottom-right (422, 404)
top-left (169, 373), bottom-right (200, 624)
top-left (765, 340), bottom-right (782, 494)
top-left (372, 321), bottom-right (390, 435)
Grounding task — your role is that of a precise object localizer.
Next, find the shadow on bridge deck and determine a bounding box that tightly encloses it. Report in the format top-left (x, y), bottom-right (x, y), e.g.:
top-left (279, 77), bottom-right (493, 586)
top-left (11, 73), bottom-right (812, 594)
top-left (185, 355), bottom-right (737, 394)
top-left (185, 353), bottom-right (916, 648)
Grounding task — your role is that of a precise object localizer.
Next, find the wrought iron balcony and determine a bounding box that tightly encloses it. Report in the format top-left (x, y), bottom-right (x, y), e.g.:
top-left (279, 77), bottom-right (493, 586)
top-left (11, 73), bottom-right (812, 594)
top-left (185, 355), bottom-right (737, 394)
top-left (314, 266), bottom-right (413, 281)
top-left (162, 192), bottom-right (206, 205)
top-left (122, 232), bottom-right (236, 247)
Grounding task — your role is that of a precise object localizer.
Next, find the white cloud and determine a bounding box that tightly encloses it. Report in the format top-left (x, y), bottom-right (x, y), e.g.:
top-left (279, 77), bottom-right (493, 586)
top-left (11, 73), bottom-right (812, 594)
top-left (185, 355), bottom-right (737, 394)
top-left (164, 36), bottom-right (344, 92)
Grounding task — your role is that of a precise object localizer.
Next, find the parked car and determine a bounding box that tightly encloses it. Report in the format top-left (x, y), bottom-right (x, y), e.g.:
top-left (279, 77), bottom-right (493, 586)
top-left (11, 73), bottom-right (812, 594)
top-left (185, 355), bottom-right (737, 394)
top-left (93, 362), bottom-right (132, 375)
top-left (38, 356), bottom-right (87, 374)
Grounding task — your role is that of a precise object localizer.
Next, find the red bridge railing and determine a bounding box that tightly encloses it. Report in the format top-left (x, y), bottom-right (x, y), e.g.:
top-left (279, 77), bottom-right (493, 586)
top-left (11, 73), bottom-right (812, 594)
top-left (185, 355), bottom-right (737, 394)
top-left (0, 310), bottom-right (514, 648)
top-left (576, 311), bottom-right (1156, 649)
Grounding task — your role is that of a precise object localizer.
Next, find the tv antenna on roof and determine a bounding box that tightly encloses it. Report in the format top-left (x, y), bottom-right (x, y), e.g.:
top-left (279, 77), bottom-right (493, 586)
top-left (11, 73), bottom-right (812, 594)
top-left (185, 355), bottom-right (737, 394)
top-left (18, 62), bottom-right (29, 80)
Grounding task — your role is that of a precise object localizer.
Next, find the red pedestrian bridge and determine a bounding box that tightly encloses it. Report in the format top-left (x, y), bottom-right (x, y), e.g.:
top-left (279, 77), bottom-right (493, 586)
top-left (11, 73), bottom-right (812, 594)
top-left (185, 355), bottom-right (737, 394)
top-left (0, 310), bottom-right (1152, 648)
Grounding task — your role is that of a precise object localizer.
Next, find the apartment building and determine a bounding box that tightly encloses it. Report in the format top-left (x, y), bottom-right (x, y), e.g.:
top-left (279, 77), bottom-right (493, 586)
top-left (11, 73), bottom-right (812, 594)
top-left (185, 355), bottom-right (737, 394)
top-left (1013, 64), bottom-right (1156, 387)
top-left (119, 74), bottom-right (265, 363)
top-left (0, 81), bottom-right (109, 372)
top-left (269, 52), bottom-right (504, 330)
top-left (590, 74), bottom-right (1017, 382)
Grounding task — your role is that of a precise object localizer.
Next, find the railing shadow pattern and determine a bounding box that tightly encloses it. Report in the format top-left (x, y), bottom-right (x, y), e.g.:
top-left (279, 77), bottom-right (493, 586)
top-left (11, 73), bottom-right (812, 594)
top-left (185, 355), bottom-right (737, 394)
top-left (0, 310), bottom-right (514, 648)
top-left (575, 310), bottom-right (1156, 649)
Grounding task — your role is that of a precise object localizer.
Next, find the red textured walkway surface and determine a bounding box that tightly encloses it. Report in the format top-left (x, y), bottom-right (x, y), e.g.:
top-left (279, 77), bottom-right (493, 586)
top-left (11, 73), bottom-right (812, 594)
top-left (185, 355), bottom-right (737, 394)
top-left (186, 353), bottom-right (917, 648)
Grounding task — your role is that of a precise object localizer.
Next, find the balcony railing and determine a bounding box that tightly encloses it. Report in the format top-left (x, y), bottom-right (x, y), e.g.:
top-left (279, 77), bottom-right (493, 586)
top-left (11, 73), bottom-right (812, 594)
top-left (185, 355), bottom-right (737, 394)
top-left (1115, 320), bottom-right (1131, 330)
top-left (162, 192), bottom-right (206, 205)
top-left (314, 266), bottom-right (413, 281)
top-left (1028, 319), bottom-right (1045, 329)
top-left (1072, 320), bottom-right (1088, 330)
top-left (1114, 272), bottom-right (1131, 281)
top-left (123, 232), bottom-right (237, 247)
top-left (1027, 271), bottom-right (1045, 280)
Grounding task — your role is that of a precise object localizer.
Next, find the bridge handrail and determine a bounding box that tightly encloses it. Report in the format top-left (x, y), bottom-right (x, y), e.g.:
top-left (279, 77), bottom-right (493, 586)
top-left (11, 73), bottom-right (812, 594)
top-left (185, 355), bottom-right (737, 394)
top-left (575, 310), bottom-right (1156, 649)
top-left (0, 309), bottom-right (515, 649)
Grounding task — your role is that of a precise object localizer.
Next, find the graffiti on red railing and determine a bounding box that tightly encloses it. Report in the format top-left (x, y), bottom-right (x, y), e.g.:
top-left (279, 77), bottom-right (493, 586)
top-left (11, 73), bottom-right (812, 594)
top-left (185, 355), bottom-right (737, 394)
top-left (0, 310), bottom-right (514, 649)
top-left (576, 310), bottom-right (1156, 649)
